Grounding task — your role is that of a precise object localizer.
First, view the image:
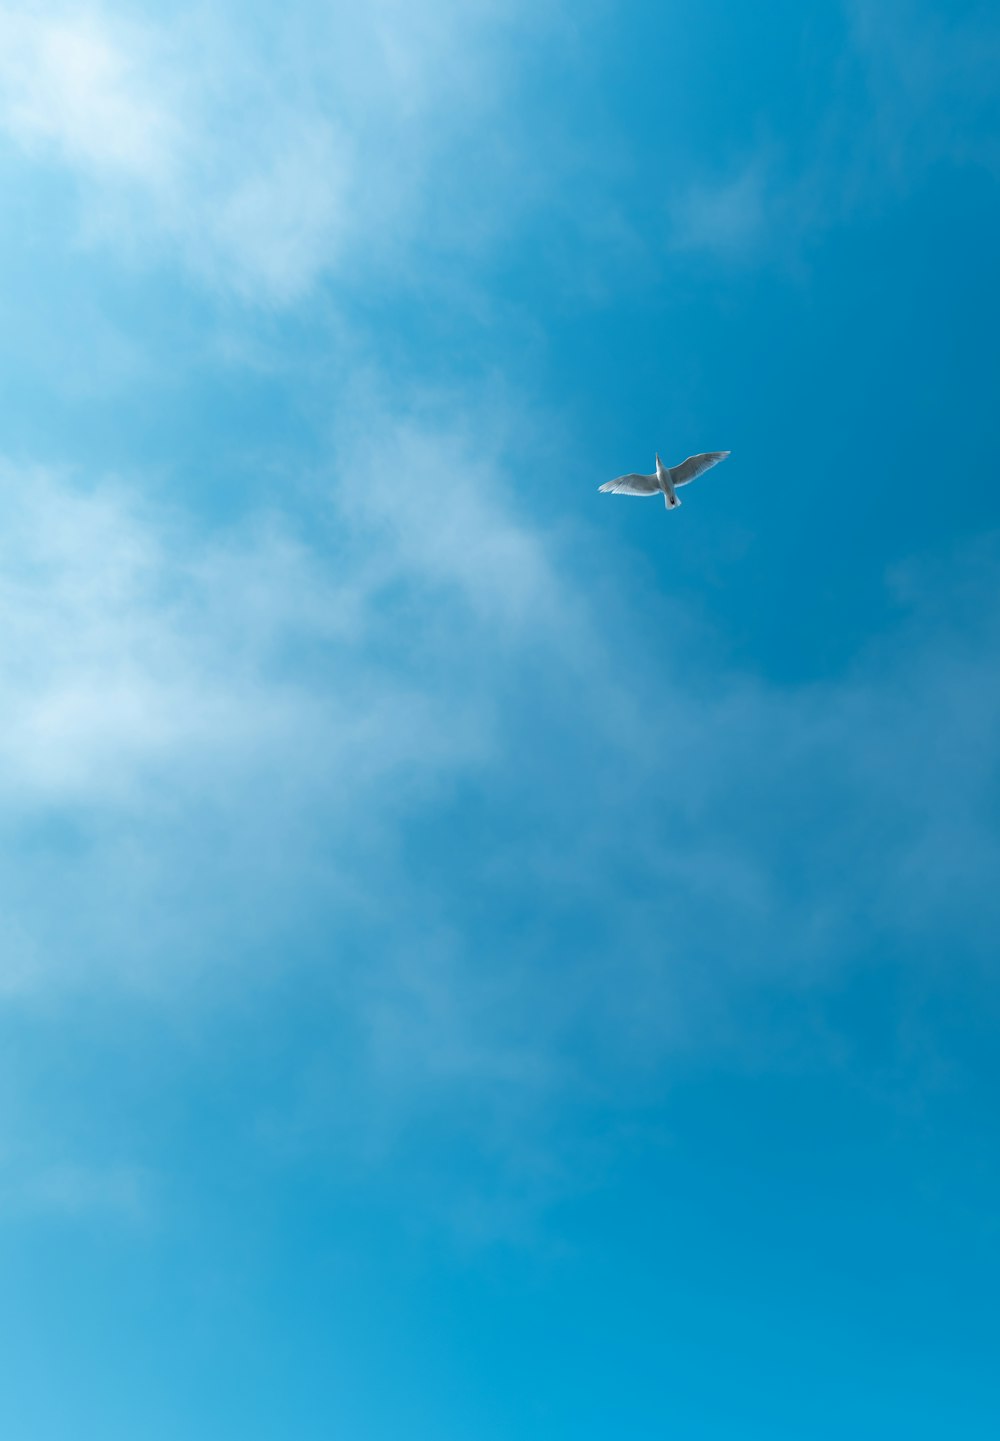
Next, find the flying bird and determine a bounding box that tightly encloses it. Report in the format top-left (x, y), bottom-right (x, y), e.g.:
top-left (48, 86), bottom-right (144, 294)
top-left (599, 450), bottom-right (730, 509)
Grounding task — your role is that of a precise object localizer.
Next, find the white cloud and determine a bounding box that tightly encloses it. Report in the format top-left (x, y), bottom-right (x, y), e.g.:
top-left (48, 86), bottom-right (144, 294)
top-left (0, 398), bottom-right (573, 997)
top-left (0, 1), bottom-right (540, 302)
top-left (0, 424), bottom-right (995, 1233)
top-left (0, 9), bottom-right (176, 178)
top-left (0, 428), bottom-right (996, 1018)
top-left (0, 415), bottom-right (564, 823)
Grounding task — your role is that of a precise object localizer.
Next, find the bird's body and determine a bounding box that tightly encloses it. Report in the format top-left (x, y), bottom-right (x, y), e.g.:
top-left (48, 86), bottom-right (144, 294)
top-left (599, 450), bottom-right (730, 509)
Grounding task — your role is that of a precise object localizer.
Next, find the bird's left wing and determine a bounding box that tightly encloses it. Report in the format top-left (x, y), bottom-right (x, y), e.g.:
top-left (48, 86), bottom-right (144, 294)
top-left (599, 472), bottom-right (660, 497)
top-left (671, 450), bottom-right (731, 487)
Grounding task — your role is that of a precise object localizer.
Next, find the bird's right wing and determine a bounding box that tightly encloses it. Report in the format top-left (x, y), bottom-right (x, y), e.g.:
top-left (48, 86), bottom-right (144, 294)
top-left (598, 472), bottom-right (660, 497)
top-left (670, 451), bottom-right (730, 487)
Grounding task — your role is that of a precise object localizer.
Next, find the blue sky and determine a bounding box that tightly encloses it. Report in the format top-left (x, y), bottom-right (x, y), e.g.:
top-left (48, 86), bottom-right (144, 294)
top-left (0, 0), bottom-right (998, 1435)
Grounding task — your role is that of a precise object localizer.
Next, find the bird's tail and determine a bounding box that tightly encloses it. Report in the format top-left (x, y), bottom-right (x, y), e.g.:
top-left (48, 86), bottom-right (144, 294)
top-left (664, 492), bottom-right (681, 509)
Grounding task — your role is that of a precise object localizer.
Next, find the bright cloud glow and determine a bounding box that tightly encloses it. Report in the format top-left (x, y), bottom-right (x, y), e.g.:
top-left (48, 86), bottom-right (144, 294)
top-left (0, 1), bottom-right (539, 301)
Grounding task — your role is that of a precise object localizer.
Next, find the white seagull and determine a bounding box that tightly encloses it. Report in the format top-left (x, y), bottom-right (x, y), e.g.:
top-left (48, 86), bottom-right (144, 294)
top-left (599, 450), bottom-right (730, 509)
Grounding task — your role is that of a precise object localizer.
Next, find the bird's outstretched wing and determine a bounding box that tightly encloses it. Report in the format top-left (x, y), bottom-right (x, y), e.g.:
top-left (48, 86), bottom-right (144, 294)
top-left (671, 451), bottom-right (730, 487)
top-left (599, 472), bottom-right (660, 497)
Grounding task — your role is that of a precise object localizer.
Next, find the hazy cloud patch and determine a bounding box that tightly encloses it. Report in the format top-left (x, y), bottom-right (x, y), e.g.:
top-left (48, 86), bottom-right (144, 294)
top-left (0, 1), bottom-right (540, 302)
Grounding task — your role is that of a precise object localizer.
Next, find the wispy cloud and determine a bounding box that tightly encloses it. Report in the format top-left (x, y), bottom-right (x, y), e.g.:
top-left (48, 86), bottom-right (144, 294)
top-left (668, 155), bottom-right (772, 259)
top-left (0, 397), bottom-right (569, 997)
top-left (0, 1), bottom-right (541, 303)
top-left (667, 0), bottom-right (1000, 263)
top-left (0, 9), bottom-right (176, 179)
top-left (2, 1161), bottom-right (150, 1222)
top-left (1, 410), bottom-right (996, 1154)
top-left (848, 0), bottom-right (1000, 178)
top-left (0, 410), bottom-right (995, 1244)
